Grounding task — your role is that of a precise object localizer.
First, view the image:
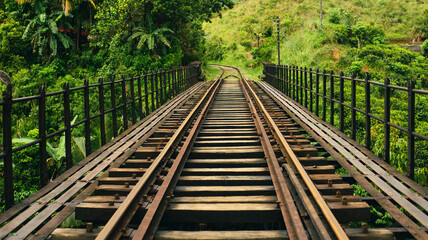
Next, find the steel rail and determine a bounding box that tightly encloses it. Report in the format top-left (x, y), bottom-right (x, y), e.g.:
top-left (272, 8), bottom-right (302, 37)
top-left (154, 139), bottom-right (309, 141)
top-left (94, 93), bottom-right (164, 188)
top-left (95, 74), bottom-right (220, 240)
top-left (239, 77), bottom-right (308, 240)
top-left (133, 73), bottom-right (224, 239)
top-left (242, 79), bottom-right (349, 240)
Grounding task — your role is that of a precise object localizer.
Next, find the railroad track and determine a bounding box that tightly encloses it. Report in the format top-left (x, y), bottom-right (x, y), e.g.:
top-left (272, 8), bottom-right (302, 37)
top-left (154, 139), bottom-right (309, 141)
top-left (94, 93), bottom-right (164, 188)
top-left (1, 65), bottom-right (426, 239)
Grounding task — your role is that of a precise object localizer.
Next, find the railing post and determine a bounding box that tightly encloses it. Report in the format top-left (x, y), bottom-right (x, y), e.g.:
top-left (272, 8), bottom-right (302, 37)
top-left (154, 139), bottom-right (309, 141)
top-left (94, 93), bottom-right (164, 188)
top-left (2, 73), bottom-right (14, 209)
top-left (309, 68), bottom-right (313, 112)
top-left (150, 71), bottom-right (155, 112)
top-left (63, 83), bottom-right (72, 169)
top-left (304, 67), bottom-right (308, 108)
top-left (111, 76), bottom-right (118, 137)
top-left (351, 73), bottom-right (357, 140)
top-left (365, 73), bottom-right (371, 149)
top-left (167, 68), bottom-right (172, 100)
top-left (339, 72), bottom-right (344, 132)
top-left (300, 67), bottom-right (303, 105)
top-left (84, 79), bottom-right (91, 156)
top-left (407, 80), bottom-right (415, 179)
top-left (121, 75), bottom-right (128, 131)
top-left (159, 70), bottom-right (164, 105)
top-left (330, 70), bottom-right (334, 126)
top-left (144, 72), bottom-right (149, 115)
top-left (315, 69), bottom-right (320, 117)
top-left (130, 75), bottom-right (136, 124)
top-left (384, 77), bottom-right (390, 164)
top-left (322, 70), bottom-right (327, 121)
top-left (39, 86), bottom-right (48, 187)
top-left (99, 78), bottom-right (106, 146)
top-left (285, 65), bottom-right (288, 95)
top-left (137, 73), bottom-right (143, 119)
top-left (293, 66), bottom-right (296, 100)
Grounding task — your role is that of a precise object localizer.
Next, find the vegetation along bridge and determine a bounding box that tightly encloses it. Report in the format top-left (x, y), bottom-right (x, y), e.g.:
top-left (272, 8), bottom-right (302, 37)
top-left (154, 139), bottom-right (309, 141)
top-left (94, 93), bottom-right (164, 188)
top-left (1, 63), bottom-right (428, 239)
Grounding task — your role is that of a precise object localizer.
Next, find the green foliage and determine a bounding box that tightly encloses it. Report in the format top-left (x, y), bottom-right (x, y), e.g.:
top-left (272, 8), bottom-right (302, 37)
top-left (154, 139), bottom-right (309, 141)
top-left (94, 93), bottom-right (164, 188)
top-left (21, 0), bottom-right (73, 57)
top-left (331, 22), bottom-right (386, 48)
top-left (422, 39), bottom-right (428, 57)
top-left (129, 15), bottom-right (174, 60)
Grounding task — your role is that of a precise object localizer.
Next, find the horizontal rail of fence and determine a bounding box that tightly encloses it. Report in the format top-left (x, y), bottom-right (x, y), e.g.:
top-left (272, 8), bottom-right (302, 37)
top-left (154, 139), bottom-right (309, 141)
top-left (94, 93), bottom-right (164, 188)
top-left (263, 62), bottom-right (428, 182)
top-left (0, 62), bottom-right (202, 209)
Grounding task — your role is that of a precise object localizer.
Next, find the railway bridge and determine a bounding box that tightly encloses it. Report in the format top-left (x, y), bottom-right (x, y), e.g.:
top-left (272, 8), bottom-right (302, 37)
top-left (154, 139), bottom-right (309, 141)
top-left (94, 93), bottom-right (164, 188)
top-left (0, 63), bottom-right (427, 239)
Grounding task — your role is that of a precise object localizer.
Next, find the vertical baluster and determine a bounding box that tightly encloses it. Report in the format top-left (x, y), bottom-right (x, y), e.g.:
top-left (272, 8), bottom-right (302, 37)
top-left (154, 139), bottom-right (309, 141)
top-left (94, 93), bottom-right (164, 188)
top-left (99, 78), bottom-right (106, 146)
top-left (150, 71), bottom-right (155, 111)
top-left (2, 78), bottom-right (13, 209)
top-left (322, 70), bottom-right (327, 121)
top-left (84, 79), bottom-right (91, 155)
top-left (330, 70), bottom-right (334, 126)
top-left (121, 75), bottom-right (128, 131)
top-left (39, 86), bottom-right (48, 187)
top-left (111, 76), bottom-right (118, 137)
top-left (137, 73), bottom-right (143, 119)
top-left (339, 72), bottom-right (344, 132)
top-left (309, 68), bottom-right (313, 112)
top-left (130, 75), bottom-right (136, 124)
top-left (384, 77), bottom-right (390, 163)
top-left (407, 80), bottom-right (415, 179)
top-left (304, 67), bottom-right (308, 108)
top-left (351, 73), bottom-right (356, 140)
top-left (63, 83), bottom-right (72, 169)
top-left (365, 73), bottom-right (371, 149)
top-left (315, 69), bottom-right (320, 117)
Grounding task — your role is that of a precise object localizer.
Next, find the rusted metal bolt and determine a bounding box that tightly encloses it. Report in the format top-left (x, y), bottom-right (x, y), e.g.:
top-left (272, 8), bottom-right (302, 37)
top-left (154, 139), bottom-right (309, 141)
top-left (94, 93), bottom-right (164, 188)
top-left (336, 191), bottom-right (341, 198)
top-left (313, 165), bottom-right (317, 168)
top-left (86, 222), bottom-right (93, 233)
top-left (342, 197), bottom-right (348, 205)
top-left (361, 223), bottom-right (368, 233)
top-left (306, 153), bottom-right (311, 158)
top-left (132, 173), bottom-right (137, 179)
top-left (124, 182), bottom-right (129, 188)
top-left (328, 179), bottom-right (333, 187)
top-left (147, 157), bottom-right (151, 161)
top-left (115, 193), bottom-right (120, 200)
top-left (109, 200), bottom-right (114, 206)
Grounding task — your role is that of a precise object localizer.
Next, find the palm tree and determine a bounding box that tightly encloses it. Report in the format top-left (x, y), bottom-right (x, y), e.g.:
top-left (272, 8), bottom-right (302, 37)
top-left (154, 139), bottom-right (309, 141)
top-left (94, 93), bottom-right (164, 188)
top-left (16, 0), bottom-right (96, 16)
top-left (22, 1), bottom-right (74, 57)
top-left (129, 15), bottom-right (174, 60)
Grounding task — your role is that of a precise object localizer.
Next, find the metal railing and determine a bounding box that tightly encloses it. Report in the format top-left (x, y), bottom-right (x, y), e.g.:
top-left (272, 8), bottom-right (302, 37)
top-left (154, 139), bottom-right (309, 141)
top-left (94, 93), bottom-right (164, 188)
top-left (0, 62), bottom-right (202, 209)
top-left (263, 62), bottom-right (428, 181)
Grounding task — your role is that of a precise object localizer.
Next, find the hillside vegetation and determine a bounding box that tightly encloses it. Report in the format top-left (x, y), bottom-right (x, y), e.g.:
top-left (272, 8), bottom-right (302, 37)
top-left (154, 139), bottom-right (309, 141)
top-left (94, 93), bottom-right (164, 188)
top-left (203, 0), bottom-right (428, 84)
top-left (203, 0), bottom-right (428, 187)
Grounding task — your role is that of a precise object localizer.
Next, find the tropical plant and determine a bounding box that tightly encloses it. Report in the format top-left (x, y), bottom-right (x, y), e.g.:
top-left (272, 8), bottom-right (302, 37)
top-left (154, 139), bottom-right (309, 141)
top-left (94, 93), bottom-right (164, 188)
top-left (16, 0), bottom-right (96, 16)
top-left (12, 116), bottom-right (86, 180)
top-left (22, 1), bottom-right (74, 57)
top-left (129, 15), bottom-right (174, 60)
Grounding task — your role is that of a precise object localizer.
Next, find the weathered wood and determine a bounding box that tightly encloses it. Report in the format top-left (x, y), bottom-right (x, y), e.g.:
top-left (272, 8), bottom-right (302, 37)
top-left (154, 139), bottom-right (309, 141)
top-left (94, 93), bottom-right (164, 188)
top-left (165, 203), bottom-right (281, 223)
top-left (345, 228), bottom-right (395, 240)
top-left (171, 196), bottom-right (277, 203)
top-left (50, 228), bottom-right (101, 240)
top-left (174, 186), bottom-right (275, 196)
top-left (328, 201), bottom-right (371, 222)
top-left (178, 175), bottom-right (272, 185)
top-left (155, 230), bottom-right (289, 240)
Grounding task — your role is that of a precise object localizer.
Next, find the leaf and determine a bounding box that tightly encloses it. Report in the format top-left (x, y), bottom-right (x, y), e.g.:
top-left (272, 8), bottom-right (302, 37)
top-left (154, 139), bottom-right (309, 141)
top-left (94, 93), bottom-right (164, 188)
top-left (50, 35), bottom-right (58, 56)
top-left (48, 19), bottom-right (58, 34)
top-left (12, 137), bottom-right (37, 144)
top-left (137, 34), bottom-right (149, 49)
top-left (157, 35), bottom-right (171, 48)
top-left (72, 137), bottom-right (86, 158)
top-left (147, 35), bottom-right (155, 50)
top-left (57, 33), bottom-right (73, 49)
top-left (57, 136), bottom-right (66, 160)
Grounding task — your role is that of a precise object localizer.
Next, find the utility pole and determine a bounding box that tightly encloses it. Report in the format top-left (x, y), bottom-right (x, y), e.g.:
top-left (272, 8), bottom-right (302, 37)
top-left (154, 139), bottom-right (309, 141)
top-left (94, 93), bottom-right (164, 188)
top-left (274, 17), bottom-right (280, 65)
top-left (320, 0), bottom-right (323, 28)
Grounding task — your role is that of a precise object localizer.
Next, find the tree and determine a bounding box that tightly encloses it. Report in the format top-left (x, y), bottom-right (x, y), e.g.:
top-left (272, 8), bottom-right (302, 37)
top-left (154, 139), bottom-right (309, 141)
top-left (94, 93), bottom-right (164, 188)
top-left (129, 15), bottom-right (174, 60)
top-left (16, 0), bottom-right (95, 16)
top-left (22, 1), bottom-right (74, 57)
top-left (422, 40), bottom-right (428, 57)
